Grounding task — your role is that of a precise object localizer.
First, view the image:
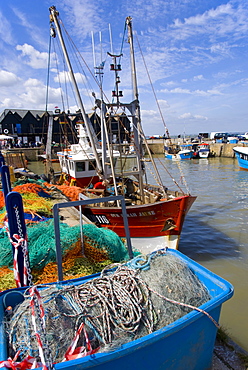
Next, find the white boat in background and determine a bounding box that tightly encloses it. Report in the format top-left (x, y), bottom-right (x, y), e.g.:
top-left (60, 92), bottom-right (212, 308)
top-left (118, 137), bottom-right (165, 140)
top-left (192, 143), bottom-right (210, 158)
top-left (164, 143), bottom-right (193, 160)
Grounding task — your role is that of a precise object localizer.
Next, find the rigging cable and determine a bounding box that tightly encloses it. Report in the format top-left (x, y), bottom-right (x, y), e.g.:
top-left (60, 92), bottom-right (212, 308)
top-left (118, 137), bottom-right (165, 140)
top-left (45, 33), bottom-right (52, 112)
top-left (134, 32), bottom-right (171, 144)
top-left (134, 31), bottom-right (190, 194)
top-left (51, 37), bottom-right (66, 112)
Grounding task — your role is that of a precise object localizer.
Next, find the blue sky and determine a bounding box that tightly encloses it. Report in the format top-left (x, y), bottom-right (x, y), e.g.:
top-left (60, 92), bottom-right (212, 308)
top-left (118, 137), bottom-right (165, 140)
top-left (0, 0), bottom-right (248, 136)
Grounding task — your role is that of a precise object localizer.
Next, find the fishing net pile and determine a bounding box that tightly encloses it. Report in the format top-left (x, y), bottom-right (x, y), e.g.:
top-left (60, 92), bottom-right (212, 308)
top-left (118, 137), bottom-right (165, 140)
top-left (0, 177), bottom-right (132, 290)
top-left (0, 182), bottom-right (53, 227)
top-left (43, 182), bottom-right (84, 201)
top-left (0, 222), bottom-right (130, 291)
top-left (0, 179), bottom-right (87, 227)
top-left (5, 250), bottom-right (211, 365)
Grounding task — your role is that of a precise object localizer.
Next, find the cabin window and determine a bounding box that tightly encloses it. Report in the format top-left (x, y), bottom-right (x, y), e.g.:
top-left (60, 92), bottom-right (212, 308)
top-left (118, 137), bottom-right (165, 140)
top-left (76, 162), bottom-right (85, 172)
top-left (69, 161), bottom-right (75, 171)
top-left (89, 160), bottom-right (96, 171)
top-left (240, 154), bottom-right (248, 161)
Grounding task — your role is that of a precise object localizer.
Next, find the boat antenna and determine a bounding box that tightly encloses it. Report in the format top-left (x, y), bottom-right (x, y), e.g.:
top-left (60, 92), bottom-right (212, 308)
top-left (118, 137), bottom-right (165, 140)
top-left (49, 6), bottom-right (103, 178)
top-left (91, 31), bottom-right (96, 73)
top-left (109, 23), bottom-right (114, 55)
top-left (99, 31), bottom-right (103, 64)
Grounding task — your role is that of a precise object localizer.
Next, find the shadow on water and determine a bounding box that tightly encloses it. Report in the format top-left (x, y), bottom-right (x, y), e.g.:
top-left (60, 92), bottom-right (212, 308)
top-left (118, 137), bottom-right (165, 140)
top-left (178, 215), bottom-right (240, 261)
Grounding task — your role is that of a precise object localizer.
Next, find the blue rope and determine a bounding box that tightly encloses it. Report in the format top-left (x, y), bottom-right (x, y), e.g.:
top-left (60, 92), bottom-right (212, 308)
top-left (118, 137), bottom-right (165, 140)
top-left (126, 249), bottom-right (167, 271)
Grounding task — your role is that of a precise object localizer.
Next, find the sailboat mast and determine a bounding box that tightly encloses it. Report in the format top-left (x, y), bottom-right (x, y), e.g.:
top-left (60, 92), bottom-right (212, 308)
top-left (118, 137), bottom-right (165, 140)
top-left (49, 6), bottom-right (103, 176)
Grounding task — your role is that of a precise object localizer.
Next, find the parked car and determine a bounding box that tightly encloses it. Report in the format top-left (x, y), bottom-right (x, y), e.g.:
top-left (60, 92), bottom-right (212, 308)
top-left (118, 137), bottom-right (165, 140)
top-left (214, 132), bottom-right (228, 142)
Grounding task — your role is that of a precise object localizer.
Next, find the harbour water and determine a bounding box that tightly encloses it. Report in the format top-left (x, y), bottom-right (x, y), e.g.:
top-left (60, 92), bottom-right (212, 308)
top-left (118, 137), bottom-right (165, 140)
top-left (153, 156), bottom-right (248, 352)
top-left (28, 156), bottom-right (248, 351)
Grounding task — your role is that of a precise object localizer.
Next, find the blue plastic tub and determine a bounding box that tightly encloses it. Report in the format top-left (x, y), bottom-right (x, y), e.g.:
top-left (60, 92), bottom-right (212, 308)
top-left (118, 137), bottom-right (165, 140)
top-left (0, 249), bottom-right (233, 370)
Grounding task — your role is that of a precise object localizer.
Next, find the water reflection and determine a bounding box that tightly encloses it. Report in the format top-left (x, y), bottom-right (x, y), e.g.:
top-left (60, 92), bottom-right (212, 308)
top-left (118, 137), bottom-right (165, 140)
top-left (179, 215), bottom-right (240, 260)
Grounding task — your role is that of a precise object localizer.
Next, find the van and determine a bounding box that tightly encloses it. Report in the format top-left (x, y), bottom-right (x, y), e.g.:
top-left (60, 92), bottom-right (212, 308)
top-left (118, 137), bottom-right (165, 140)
top-left (214, 132), bottom-right (228, 142)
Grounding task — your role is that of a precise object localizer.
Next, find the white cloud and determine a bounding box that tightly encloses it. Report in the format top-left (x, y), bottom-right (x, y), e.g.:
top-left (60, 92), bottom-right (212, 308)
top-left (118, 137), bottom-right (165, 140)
top-left (0, 10), bottom-right (14, 45)
top-left (53, 71), bottom-right (87, 85)
top-left (162, 87), bottom-right (191, 94)
top-left (178, 112), bottom-right (208, 120)
top-left (161, 80), bottom-right (175, 86)
top-left (193, 75), bottom-right (204, 81)
top-left (11, 7), bottom-right (47, 47)
top-left (58, 0), bottom-right (104, 38)
top-left (0, 70), bottom-right (20, 86)
top-left (141, 109), bottom-right (158, 117)
top-left (0, 98), bottom-right (23, 109)
top-left (16, 44), bottom-right (49, 69)
top-left (160, 86), bottom-right (223, 96)
top-left (157, 99), bottom-right (170, 108)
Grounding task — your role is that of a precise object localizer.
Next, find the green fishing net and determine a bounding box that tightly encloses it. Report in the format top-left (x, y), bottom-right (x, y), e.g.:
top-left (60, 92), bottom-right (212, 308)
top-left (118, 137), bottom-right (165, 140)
top-left (0, 221), bottom-right (129, 270)
top-left (83, 223), bottom-right (130, 262)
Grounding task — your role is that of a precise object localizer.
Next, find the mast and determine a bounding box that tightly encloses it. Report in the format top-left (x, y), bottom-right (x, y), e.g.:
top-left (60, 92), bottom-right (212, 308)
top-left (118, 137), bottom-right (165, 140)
top-left (93, 34), bottom-right (119, 200)
top-left (126, 16), bottom-right (167, 198)
top-left (49, 6), bottom-right (103, 177)
top-left (126, 17), bottom-right (144, 201)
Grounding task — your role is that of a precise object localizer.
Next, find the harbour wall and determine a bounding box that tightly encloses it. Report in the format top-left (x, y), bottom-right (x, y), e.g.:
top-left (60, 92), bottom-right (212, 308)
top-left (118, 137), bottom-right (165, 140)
top-left (2, 141), bottom-right (241, 161)
top-left (144, 140), bottom-right (241, 158)
top-left (2, 146), bottom-right (53, 162)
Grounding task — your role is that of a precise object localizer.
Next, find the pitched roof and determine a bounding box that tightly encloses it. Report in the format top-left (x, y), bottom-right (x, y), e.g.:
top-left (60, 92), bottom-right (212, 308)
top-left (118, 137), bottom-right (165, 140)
top-left (0, 109), bottom-right (53, 122)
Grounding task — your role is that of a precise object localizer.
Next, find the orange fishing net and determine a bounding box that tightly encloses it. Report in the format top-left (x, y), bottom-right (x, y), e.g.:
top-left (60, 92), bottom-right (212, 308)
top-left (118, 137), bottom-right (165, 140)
top-left (0, 183), bottom-right (53, 227)
top-left (33, 239), bottom-right (111, 285)
top-left (12, 183), bottom-right (50, 196)
top-left (44, 183), bottom-right (83, 201)
top-left (0, 192), bottom-right (4, 210)
top-left (0, 267), bottom-right (16, 291)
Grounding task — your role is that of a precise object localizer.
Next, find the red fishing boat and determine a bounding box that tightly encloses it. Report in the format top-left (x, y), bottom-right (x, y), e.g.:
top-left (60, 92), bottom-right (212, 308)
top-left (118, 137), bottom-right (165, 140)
top-left (49, 8), bottom-right (196, 248)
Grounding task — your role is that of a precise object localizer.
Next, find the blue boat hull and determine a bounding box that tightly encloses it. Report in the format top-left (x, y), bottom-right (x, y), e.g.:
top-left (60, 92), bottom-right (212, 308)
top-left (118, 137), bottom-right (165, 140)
top-left (165, 152), bottom-right (193, 160)
top-left (234, 150), bottom-right (248, 170)
top-left (0, 250), bottom-right (233, 370)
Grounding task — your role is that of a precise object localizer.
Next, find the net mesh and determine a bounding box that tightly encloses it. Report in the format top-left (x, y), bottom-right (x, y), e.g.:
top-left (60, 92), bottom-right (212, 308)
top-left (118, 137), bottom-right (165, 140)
top-left (0, 221), bottom-right (130, 291)
top-left (5, 251), bottom-right (211, 364)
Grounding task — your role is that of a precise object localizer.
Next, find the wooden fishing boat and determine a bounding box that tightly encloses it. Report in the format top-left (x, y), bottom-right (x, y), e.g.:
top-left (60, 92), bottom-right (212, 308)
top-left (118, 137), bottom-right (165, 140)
top-left (48, 7), bottom-right (196, 249)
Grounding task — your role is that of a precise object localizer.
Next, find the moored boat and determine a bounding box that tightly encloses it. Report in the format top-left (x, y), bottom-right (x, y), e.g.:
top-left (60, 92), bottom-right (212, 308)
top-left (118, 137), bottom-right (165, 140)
top-left (164, 143), bottom-right (193, 160)
top-left (192, 142), bottom-right (210, 158)
top-left (233, 146), bottom-right (248, 170)
top-left (48, 7), bottom-right (196, 248)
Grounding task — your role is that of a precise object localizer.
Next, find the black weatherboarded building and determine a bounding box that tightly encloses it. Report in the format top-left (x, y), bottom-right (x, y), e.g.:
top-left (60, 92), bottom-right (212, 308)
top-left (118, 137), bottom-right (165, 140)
top-left (0, 108), bottom-right (132, 147)
top-left (0, 109), bottom-right (77, 146)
